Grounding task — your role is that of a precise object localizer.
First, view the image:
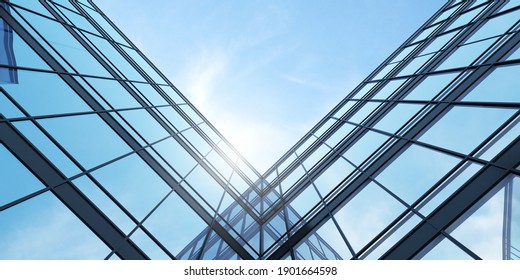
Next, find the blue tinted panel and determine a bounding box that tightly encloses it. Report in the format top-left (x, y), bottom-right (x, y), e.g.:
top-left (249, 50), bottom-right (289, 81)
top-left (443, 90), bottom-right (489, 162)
top-left (343, 130), bottom-right (389, 166)
top-left (404, 72), bottom-right (459, 101)
top-left (129, 228), bottom-right (171, 259)
top-left (83, 33), bottom-right (144, 81)
top-left (397, 53), bottom-right (434, 76)
top-left (119, 109), bottom-right (169, 144)
top-left (437, 38), bottom-right (496, 70)
top-left (313, 158), bottom-right (354, 197)
top-left (81, 7), bottom-right (129, 46)
top-left (349, 102), bottom-right (381, 124)
top-left (10, 1), bottom-right (53, 17)
top-left (375, 145), bottom-right (460, 204)
top-left (16, 10), bottom-right (111, 77)
top-left (390, 45), bottom-right (415, 63)
top-left (444, 6), bottom-right (486, 32)
top-left (420, 236), bottom-right (473, 260)
top-left (91, 153), bottom-right (170, 220)
top-left (371, 79), bottom-right (406, 100)
top-left (479, 117), bottom-right (520, 161)
top-left (121, 46), bottom-right (167, 85)
top-left (185, 165), bottom-right (225, 212)
top-left (151, 138), bottom-right (196, 178)
top-left (419, 30), bottom-right (459, 55)
top-left (38, 114), bottom-right (131, 169)
top-left (449, 175), bottom-right (519, 260)
top-left (0, 192), bottom-right (109, 259)
top-left (289, 186), bottom-right (320, 219)
top-left (419, 106), bottom-right (515, 154)
top-left (0, 19), bottom-right (50, 70)
top-left (467, 10), bottom-right (520, 43)
top-left (374, 104), bottom-right (424, 134)
top-left (73, 176), bottom-right (135, 234)
top-left (335, 182), bottom-right (407, 253)
top-left (131, 82), bottom-right (169, 105)
top-left (85, 77), bottom-right (140, 109)
top-left (462, 64), bottom-right (520, 102)
top-left (1, 70), bottom-right (91, 116)
top-left (0, 92), bottom-right (23, 118)
top-left (0, 143), bottom-right (45, 206)
top-left (13, 121), bottom-right (82, 177)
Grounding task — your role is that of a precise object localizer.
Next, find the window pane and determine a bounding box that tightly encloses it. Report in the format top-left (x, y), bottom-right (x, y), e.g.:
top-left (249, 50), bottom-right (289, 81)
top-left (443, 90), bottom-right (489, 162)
top-left (91, 153), bottom-right (170, 221)
top-left (0, 192), bottom-right (110, 259)
top-left (38, 114), bottom-right (132, 169)
top-left (449, 175), bottom-right (520, 259)
top-left (335, 182), bottom-right (407, 253)
top-left (313, 158), bottom-right (354, 198)
top-left (0, 143), bottom-right (45, 206)
top-left (343, 130), bottom-right (389, 167)
top-left (143, 192), bottom-right (208, 258)
top-left (437, 38), bottom-right (496, 70)
top-left (404, 72), bottom-right (459, 101)
top-left (418, 106), bottom-right (515, 154)
top-left (375, 145), bottom-right (460, 204)
top-left (462, 64), bottom-right (520, 103)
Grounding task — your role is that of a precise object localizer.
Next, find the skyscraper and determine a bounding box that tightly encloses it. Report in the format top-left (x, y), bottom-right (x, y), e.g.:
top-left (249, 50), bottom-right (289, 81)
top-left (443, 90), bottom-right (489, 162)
top-left (0, 0), bottom-right (519, 260)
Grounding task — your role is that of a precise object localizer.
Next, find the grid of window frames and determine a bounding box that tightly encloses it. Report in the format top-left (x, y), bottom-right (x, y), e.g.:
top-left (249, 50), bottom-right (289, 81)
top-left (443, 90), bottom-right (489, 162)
top-left (0, 0), bottom-right (519, 260)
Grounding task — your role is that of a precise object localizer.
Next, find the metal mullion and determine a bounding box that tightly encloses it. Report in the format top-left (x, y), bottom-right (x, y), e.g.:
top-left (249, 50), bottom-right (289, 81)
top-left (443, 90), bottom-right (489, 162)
top-left (41, 1), bottom-right (262, 224)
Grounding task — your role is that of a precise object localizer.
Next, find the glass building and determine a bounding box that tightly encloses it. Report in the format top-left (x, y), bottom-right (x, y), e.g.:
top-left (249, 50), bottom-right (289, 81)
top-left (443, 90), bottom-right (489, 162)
top-left (0, 0), bottom-right (519, 260)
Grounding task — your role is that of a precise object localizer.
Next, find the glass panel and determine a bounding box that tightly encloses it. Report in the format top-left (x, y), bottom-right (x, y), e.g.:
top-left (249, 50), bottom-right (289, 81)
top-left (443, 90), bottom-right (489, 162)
top-left (324, 122), bottom-right (356, 148)
top-left (0, 92), bottom-right (23, 118)
top-left (418, 106), bottom-right (515, 154)
top-left (404, 72), bottom-right (459, 100)
top-left (343, 130), bottom-right (389, 167)
top-left (82, 33), bottom-right (144, 82)
top-left (507, 47), bottom-right (520, 61)
top-left (313, 118), bottom-right (335, 138)
top-left (73, 176), bottom-right (135, 234)
top-left (448, 175), bottom-right (520, 259)
top-left (38, 114), bottom-right (132, 169)
top-left (418, 162), bottom-right (483, 216)
top-left (437, 38), bottom-right (496, 70)
top-left (349, 102), bottom-right (381, 124)
top-left (444, 6), bottom-right (486, 32)
top-left (0, 192), bottom-right (110, 259)
top-left (499, 1), bottom-right (520, 12)
top-left (419, 235), bottom-right (474, 260)
top-left (372, 64), bottom-right (395, 80)
top-left (431, 4), bottom-right (460, 25)
top-left (374, 103), bottom-right (424, 134)
top-left (16, 10), bottom-right (111, 77)
top-left (390, 45), bottom-right (415, 63)
top-left (375, 145), bottom-right (460, 204)
top-left (84, 77), bottom-right (140, 109)
top-left (335, 182), bottom-right (407, 253)
top-left (363, 213), bottom-right (422, 259)
top-left (128, 228), bottom-right (171, 259)
top-left (131, 82), bottom-right (169, 106)
top-left (121, 46), bottom-right (167, 85)
top-left (288, 186), bottom-right (320, 219)
top-left (9, 1), bottom-right (54, 17)
top-left (81, 6), bottom-right (129, 46)
top-left (371, 78), bottom-right (406, 100)
top-left (313, 158), bottom-right (354, 198)
top-left (151, 138), bottom-right (196, 178)
top-left (118, 108), bottom-right (169, 144)
top-left (466, 9), bottom-right (520, 43)
top-left (397, 53), bottom-right (434, 76)
top-left (462, 64), bottom-right (520, 102)
top-left (411, 25), bottom-right (436, 44)
top-left (184, 165), bottom-right (225, 213)
top-left (1, 70), bottom-right (91, 116)
top-left (418, 29), bottom-right (459, 56)
top-left (91, 153), bottom-right (170, 220)
top-left (13, 121), bottom-right (82, 177)
top-left (0, 18), bottom-right (50, 71)
top-left (143, 192), bottom-right (208, 258)
top-left (0, 143), bottom-right (45, 206)
top-left (478, 117), bottom-right (520, 161)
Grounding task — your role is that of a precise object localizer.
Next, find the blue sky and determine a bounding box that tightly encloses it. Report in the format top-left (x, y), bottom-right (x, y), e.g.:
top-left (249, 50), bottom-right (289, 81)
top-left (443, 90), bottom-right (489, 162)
top-left (96, 0), bottom-right (444, 172)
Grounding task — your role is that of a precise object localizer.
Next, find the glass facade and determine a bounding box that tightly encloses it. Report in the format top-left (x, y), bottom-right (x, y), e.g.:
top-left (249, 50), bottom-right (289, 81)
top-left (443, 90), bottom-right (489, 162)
top-left (0, 0), bottom-right (519, 260)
